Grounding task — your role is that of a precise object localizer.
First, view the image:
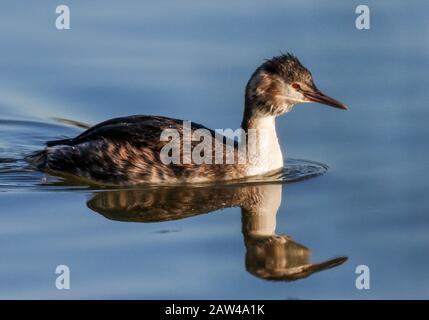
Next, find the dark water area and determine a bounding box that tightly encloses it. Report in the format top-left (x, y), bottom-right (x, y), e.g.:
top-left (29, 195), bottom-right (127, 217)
top-left (0, 1), bottom-right (428, 298)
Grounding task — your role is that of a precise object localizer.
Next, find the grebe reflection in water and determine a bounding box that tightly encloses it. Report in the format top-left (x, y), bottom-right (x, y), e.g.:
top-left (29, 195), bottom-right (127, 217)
top-left (88, 183), bottom-right (347, 281)
top-left (27, 54), bottom-right (346, 186)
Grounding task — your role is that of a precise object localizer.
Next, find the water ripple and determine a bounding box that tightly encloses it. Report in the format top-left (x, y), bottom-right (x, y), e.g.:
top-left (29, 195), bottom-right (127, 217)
top-left (0, 118), bottom-right (328, 191)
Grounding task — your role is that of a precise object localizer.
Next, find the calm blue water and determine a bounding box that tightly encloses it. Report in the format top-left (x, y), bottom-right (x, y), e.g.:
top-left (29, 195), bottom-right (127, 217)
top-left (0, 0), bottom-right (428, 299)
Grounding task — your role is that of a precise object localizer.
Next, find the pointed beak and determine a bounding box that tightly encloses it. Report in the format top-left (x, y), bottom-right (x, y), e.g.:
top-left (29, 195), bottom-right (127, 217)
top-left (302, 86), bottom-right (347, 110)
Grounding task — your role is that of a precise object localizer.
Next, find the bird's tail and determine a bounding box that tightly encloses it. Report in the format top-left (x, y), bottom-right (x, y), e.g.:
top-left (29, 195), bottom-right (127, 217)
top-left (24, 149), bottom-right (48, 169)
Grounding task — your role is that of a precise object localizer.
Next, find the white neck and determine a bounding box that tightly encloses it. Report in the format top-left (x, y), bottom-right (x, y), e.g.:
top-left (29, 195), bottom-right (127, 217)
top-left (242, 116), bottom-right (284, 177)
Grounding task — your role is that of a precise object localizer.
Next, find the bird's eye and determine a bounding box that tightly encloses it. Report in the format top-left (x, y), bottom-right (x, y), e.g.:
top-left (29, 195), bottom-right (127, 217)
top-left (292, 83), bottom-right (301, 90)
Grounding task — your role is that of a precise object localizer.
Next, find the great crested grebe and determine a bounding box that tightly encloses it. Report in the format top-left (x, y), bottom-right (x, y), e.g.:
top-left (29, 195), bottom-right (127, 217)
top-left (27, 53), bottom-right (346, 186)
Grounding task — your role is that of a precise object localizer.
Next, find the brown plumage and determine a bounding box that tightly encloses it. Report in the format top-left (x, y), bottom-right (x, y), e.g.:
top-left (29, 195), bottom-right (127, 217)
top-left (28, 116), bottom-right (245, 185)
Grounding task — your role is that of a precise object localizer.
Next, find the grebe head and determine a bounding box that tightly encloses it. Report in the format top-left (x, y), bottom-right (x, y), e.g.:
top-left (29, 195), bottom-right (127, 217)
top-left (243, 53), bottom-right (347, 124)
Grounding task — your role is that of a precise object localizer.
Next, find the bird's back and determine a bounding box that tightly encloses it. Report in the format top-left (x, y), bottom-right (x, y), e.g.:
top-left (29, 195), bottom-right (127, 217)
top-left (27, 115), bottom-right (245, 185)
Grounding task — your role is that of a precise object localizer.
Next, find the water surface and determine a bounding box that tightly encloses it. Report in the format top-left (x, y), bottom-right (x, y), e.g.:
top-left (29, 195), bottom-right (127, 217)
top-left (0, 0), bottom-right (428, 299)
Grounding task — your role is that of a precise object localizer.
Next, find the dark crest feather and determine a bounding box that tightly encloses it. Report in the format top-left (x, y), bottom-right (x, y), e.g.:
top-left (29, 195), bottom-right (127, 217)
top-left (260, 53), bottom-right (312, 84)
